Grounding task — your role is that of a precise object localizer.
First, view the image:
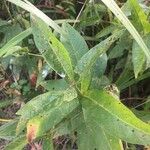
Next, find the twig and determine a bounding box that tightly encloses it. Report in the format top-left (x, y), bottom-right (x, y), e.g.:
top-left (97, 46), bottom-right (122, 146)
top-left (73, 0), bottom-right (88, 27)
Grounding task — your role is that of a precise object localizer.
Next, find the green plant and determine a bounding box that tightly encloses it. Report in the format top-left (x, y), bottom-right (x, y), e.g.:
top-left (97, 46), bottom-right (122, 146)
top-left (0, 0), bottom-right (150, 149)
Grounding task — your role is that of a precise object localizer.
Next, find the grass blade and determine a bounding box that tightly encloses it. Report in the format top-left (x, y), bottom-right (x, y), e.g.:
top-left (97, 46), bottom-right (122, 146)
top-left (101, 0), bottom-right (150, 62)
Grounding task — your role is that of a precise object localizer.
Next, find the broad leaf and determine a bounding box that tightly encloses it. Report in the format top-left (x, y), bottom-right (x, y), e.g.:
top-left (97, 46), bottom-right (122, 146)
top-left (61, 23), bottom-right (89, 67)
top-left (92, 53), bottom-right (108, 77)
top-left (75, 30), bottom-right (124, 76)
top-left (31, 15), bottom-right (63, 75)
top-left (26, 99), bottom-right (79, 142)
top-left (39, 79), bottom-right (68, 91)
top-left (32, 16), bottom-right (74, 80)
top-left (16, 88), bottom-right (77, 134)
top-left (83, 90), bottom-right (150, 145)
top-left (17, 88), bottom-right (77, 118)
top-left (132, 40), bottom-right (146, 78)
top-left (48, 29), bottom-right (74, 81)
top-left (77, 118), bottom-right (123, 150)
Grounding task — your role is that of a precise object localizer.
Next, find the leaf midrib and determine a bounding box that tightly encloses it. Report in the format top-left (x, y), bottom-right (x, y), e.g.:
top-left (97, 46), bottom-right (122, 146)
top-left (84, 94), bottom-right (150, 138)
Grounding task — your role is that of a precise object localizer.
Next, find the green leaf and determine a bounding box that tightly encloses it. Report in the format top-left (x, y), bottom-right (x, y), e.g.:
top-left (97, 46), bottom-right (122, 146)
top-left (31, 15), bottom-right (63, 74)
top-left (48, 31), bottom-right (74, 81)
top-left (92, 53), bottom-right (108, 77)
top-left (75, 30), bottom-right (124, 76)
top-left (77, 115), bottom-right (123, 150)
top-left (3, 46), bottom-right (23, 58)
top-left (83, 90), bottom-right (150, 145)
top-left (39, 79), bottom-right (68, 91)
top-left (17, 92), bottom-right (60, 118)
top-left (53, 106), bottom-right (82, 138)
top-left (32, 16), bottom-right (74, 80)
top-left (0, 120), bottom-right (17, 140)
top-left (129, 0), bottom-right (150, 34)
top-left (0, 19), bottom-right (8, 27)
top-left (90, 76), bottom-right (110, 90)
top-left (27, 99), bottom-right (79, 140)
top-left (95, 25), bottom-right (117, 39)
top-left (17, 88), bottom-right (77, 119)
top-left (43, 137), bottom-right (54, 150)
top-left (0, 23), bottom-right (22, 48)
top-left (16, 88), bottom-right (77, 134)
top-left (132, 40), bottom-right (146, 78)
top-left (5, 135), bottom-right (27, 150)
top-left (7, 0), bottom-right (62, 34)
top-left (0, 28), bottom-right (31, 57)
top-left (0, 100), bottom-right (12, 109)
top-left (116, 55), bottom-right (134, 89)
top-left (80, 70), bottom-right (91, 93)
top-left (132, 34), bottom-right (150, 78)
top-left (61, 23), bottom-right (89, 67)
top-left (108, 32), bottom-right (132, 59)
top-left (101, 0), bottom-right (150, 62)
